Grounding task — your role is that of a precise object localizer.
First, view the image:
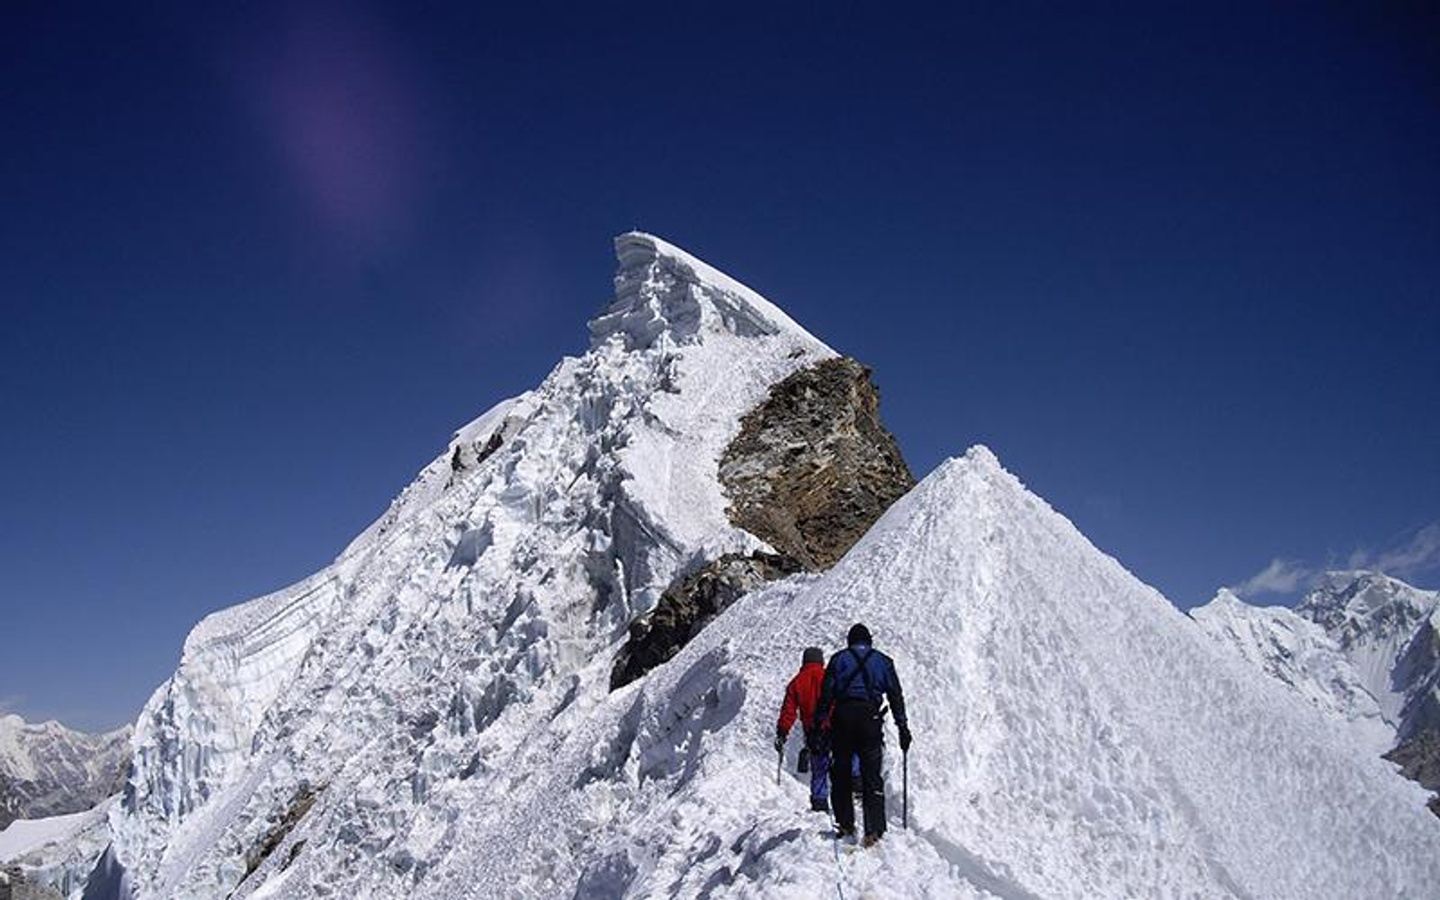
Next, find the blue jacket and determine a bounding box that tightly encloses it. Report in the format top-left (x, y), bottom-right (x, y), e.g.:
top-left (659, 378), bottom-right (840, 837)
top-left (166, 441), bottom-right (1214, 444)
top-left (818, 643), bottom-right (909, 730)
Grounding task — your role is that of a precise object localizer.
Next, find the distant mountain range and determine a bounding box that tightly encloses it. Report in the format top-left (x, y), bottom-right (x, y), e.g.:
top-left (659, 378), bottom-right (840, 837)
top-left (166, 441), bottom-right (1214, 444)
top-left (1192, 570), bottom-right (1440, 813)
top-left (0, 715), bottom-right (129, 829)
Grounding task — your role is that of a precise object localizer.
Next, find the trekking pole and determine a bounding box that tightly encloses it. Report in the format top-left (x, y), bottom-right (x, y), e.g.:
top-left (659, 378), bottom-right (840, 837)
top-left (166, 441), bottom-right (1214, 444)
top-left (776, 746), bottom-right (783, 786)
top-left (903, 748), bottom-right (909, 830)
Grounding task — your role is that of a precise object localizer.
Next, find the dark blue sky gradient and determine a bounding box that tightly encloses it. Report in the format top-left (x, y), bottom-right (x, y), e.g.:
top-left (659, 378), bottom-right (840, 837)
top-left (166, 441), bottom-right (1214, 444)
top-left (3, 2), bottom-right (1437, 729)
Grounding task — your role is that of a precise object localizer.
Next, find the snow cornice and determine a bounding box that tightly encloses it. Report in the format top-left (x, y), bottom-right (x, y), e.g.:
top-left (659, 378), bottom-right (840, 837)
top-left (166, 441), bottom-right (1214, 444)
top-left (590, 231), bottom-right (831, 352)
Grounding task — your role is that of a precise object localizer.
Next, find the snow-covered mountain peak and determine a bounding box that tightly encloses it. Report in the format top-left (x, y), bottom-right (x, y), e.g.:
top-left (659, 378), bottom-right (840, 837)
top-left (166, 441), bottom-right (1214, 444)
top-left (1209, 586), bottom-right (1244, 606)
top-left (100, 232), bottom-right (850, 899)
top-left (952, 442), bottom-right (1003, 473)
top-left (0, 717), bottom-right (125, 784)
top-left (591, 232), bottom-right (829, 351)
top-left (896, 444), bottom-right (1015, 510)
top-left (1190, 588), bottom-right (1392, 750)
top-left (1293, 570), bottom-right (1439, 736)
top-left (1298, 570), bottom-right (1436, 634)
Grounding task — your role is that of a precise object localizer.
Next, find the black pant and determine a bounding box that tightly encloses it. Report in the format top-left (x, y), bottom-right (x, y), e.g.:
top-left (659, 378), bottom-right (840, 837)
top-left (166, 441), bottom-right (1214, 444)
top-left (830, 700), bottom-right (885, 837)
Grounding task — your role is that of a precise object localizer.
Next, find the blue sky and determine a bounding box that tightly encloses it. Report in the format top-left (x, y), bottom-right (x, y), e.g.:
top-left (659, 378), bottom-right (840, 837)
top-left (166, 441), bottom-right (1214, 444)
top-left (2, 2), bottom-right (1437, 731)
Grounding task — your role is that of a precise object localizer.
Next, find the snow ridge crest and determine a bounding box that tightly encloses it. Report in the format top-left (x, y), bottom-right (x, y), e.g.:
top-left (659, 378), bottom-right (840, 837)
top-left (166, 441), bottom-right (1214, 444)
top-left (589, 232), bottom-right (827, 351)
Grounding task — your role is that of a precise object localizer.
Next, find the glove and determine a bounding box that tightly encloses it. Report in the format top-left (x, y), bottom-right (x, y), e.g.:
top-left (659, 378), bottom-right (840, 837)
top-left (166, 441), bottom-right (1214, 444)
top-left (898, 725), bottom-right (913, 753)
top-left (774, 729), bottom-right (786, 754)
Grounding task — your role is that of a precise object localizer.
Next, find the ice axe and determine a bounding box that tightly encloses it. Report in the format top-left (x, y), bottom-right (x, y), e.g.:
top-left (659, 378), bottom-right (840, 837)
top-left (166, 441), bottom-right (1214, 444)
top-left (902, 750), bottom-right (909, 829)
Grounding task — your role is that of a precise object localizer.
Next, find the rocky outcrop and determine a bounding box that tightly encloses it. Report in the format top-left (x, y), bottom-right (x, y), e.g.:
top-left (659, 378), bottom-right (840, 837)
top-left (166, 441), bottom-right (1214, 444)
top-left (238, 784), bottom-right (321, 888)
top-left (1395, 615), bottom-right (1440, 742)
top-left (612, 357), bottom-right (913, 689)
top-left (611, 553), bottom-right (802, 689)
top-left (0, 865), bottom-right (64, 900)
top-left (718, 357), bottom-right (914, 570)
top-left (1385, 730), bottom-right (1440, 818)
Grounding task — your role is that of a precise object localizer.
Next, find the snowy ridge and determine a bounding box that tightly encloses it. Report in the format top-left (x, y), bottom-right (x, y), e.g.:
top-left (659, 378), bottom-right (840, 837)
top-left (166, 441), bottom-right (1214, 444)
top-left (0, 806), bottom-right (98, 861)
top-left (391, 446), bottom-right (1439, 898)
top-left (1190, 588), bottom-right (1392, 751)
top-left (108, 234), bottom-right (835, 899)
top-left (591, 233), bottom-right (825, 351)
top-left (338, 393), bottom-right (536, 562)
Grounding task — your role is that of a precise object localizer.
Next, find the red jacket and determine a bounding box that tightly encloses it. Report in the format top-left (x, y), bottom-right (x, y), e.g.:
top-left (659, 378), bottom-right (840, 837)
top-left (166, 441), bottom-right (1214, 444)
top-left (777, 661), bottom-right (826, 738)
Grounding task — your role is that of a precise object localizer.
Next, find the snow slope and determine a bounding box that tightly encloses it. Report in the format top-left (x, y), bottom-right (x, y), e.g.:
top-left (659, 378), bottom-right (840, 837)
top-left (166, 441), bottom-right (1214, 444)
top-left (0, 799), bottom-right (113, 899)
top-left (0, 807), bottom-right (98, 861)
top-left (392, 447), bottom-right (1440, 899)
top-left (107, 233), bottom-right (835, 898)
top-left (1190, 588), bottom-right (1392, 751)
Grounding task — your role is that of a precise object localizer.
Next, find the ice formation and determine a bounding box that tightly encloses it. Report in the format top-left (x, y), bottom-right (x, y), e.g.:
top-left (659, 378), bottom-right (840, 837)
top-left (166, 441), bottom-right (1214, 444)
top-left (0, 799), bottom-right (113, 897)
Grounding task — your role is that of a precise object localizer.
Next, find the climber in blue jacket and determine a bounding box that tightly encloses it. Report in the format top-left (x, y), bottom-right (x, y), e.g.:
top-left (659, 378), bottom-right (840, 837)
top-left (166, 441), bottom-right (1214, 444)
top-left (816, 623), bottom-right (911, 846)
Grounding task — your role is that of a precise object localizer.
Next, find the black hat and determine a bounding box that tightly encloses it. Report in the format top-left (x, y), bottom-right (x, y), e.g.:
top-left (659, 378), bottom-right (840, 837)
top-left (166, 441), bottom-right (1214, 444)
top-left (847, 623), bottom-right (872, 646)
top-left (802, 647), bottom-right (824, 665)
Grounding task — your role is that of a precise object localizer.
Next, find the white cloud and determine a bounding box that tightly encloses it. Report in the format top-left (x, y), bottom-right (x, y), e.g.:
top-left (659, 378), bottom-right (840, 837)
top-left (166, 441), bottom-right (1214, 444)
top-left (1234, 558), bottom-right (1313, 598)
top-left (1374, 523), bottom-right (1440, 580)
top-left (1232, 523), bottom-right (1440, 602)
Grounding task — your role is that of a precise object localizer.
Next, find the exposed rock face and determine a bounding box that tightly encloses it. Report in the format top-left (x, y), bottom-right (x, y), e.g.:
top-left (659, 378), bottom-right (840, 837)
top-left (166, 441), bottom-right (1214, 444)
top-left (612, 357), bottom-right (914, 689)
top-left (0, 864), bottom-right (64, 900)
top-left (1394, 615), bottom-right (1440, 742)
top-left (611, 552), bottom-right (804, 689)
top-left (238, 784), bottom-right (320, 887)
top-left (1385, 730), bottom-right (1440, 818)
top-left (718, 357), bottom-right (914, 570)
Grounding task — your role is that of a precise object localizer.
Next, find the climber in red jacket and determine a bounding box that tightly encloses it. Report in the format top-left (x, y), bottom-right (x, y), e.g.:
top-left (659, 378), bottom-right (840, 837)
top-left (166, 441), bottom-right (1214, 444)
top-left (775, 647), bottom-right (832, 812)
